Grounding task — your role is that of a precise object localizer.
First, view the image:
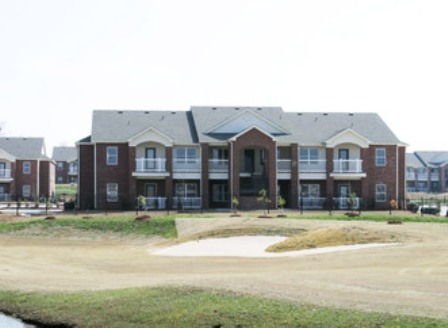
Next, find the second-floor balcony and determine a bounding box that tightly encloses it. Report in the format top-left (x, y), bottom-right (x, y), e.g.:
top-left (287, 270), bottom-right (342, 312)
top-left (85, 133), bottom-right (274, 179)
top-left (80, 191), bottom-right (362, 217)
top-left (333, 160), bottom-right (363, 173)
top-left (135, 158), bottom-right (167, 173)
top-left (299, 160), bottom-right (326, 173)
top-left (406, 172), bottom-right (416, 180)
top-left (430, 172), bottom-right (440, 181)
top-left (209, 159), bottom-right (229, 173)
top-left (277, 159), bottom-right (292, 173)
top-left (173, 158), bottom-right (201, 173)
top-left (0, 169), bottom-right (12, 180)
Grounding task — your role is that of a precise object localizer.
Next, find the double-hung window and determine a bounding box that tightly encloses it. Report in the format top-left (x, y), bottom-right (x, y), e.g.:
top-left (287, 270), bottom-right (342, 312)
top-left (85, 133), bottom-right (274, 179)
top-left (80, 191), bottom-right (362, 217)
top-left (107, 183), bottom-right (118, 202)
top-left (23, 162), bottom-right (31, 174)
top-left (107, 147), bottom-right (118, 165)
top-left (375, 184), bottom-right (387, 202)
top-left (375, 148), bottom-right (386, 166)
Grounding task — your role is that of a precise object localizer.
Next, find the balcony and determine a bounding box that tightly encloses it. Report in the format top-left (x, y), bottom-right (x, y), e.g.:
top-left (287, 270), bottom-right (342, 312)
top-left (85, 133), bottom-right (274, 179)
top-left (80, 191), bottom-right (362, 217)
top-left (209, 159), bottom-right (229, 173)
top-left (173, 158), bottom-right (201, 173)
top-left (406, 172), bottom-right (416, 180)
top-left (133, 158), bottom-right (169, 177)
top-left (298, 197), bottom-right (326, 209)
top-left (299, 160), bottom-right (326, 173)
top-left (0, 169), bottom-right (12, 181)
top-left (277, 159), bottom-right (291, 173)
top-left (430, 173), bottom-right (440, 181)
top-left (330, 160), bottom-right (366, 179)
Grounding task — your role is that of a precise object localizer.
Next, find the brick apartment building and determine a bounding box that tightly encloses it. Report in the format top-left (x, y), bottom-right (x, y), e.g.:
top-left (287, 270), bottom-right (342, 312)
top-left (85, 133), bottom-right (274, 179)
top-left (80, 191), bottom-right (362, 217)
top-left (0, 137), bottom-right (56, 202)
top-left (406, 152), bottom-right (448, 193)
top-left (52, 146), bottom-right (78, 184)
top-left (77, 107), bottom-right (406, 211)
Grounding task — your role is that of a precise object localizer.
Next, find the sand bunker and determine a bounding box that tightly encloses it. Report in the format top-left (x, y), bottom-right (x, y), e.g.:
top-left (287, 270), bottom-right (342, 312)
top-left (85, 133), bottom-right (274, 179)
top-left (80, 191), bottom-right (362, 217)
top-left (152, 235), bottom-right (397, 258)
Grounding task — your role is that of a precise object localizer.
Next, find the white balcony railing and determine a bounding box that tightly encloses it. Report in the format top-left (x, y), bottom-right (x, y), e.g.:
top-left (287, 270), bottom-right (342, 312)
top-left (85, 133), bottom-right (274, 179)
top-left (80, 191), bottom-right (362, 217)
top-left (173, 158), bottom-right (201, 172)
top-left (417, 174), bottom-right (429, 181)
top-left (430, 173), bottom-right (440, 181)
top-left (277, 159), bottom-right (291, 173)
top-left (209, 159), bottom-right (229, 173)
top-left (406, 173), bottom-right (416, 180)
top-left (299, 160), bottom-right (326, 173)
top-left (0, 169), bottom-right (11, 179)
top-left (333, 160), bottom-right (363, 173)
top-left (172, 197), bottom-right (202, 210)
top-left (135, 158), bottom-right (167, 173)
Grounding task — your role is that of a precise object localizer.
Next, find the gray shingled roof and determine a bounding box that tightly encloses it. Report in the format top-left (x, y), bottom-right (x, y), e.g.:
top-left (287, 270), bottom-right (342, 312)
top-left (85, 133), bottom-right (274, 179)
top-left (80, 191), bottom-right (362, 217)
top-left (87, 107), bottom-right (403, 146)
top-left (0, 137), bottom-right (48, 160)
top-left (90, 110), bottom-right (197, 144)
top-left (415, 151), bottom-right (448, 167)
top-left (52, 146), bottom-right (77, 162)
top-left (406, 153), bottom-right (424, 168)
top-left (191, 107), bottom-right (402, 145)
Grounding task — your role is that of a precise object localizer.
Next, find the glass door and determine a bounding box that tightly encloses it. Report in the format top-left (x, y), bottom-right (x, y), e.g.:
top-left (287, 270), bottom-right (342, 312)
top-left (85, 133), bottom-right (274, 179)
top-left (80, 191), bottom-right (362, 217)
top-left (145, 148), bottom-right (156, 170)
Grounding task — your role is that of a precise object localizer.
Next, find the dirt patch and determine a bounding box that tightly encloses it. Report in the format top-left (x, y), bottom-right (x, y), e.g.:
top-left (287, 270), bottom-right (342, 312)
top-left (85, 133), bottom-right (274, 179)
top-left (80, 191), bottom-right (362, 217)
top-left (1, 218), bottom-right (448, 319)
top-left (266, 227), bottom-right (399, 252)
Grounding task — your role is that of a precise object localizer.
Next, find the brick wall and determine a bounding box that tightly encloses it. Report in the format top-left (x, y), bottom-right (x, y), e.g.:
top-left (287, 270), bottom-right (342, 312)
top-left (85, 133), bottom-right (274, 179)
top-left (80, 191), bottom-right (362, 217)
top-left (231, 128), bottom-right (277, 210)
top-left (39, 160), bottom-right (56, 198)
top-left (78, 144), bottom-right (94, 209)
top-left (96, 143), bottom-right (130, 210)
top-left (14, 159), bottom-right (38, 200)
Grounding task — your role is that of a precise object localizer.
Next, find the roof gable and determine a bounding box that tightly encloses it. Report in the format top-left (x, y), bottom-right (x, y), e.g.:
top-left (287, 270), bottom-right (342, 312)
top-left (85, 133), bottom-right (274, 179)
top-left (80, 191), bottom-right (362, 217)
top-left (325, 128), bottom-right (371, 148)
top-left (229, 126), bottom-right (277, 142)
top-left (206, 109), bottom-right (289, 136)
top-left (0, 149), bottom-right (16, 162)
top-left (128, 127), bottom-right (174, 147)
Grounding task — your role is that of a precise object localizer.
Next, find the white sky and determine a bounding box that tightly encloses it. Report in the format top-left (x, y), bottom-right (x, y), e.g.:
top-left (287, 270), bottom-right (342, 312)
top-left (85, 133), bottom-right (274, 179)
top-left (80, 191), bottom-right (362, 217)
top-left (1, 0), bottom-right (447, 154)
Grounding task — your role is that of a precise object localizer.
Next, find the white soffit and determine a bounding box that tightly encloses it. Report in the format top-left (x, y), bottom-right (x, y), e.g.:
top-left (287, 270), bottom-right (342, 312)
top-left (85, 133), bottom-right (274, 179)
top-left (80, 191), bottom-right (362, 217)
top-left (128, 127), bottom-right (174, 147)
top-left (325, 129), bottom-right (371, 148)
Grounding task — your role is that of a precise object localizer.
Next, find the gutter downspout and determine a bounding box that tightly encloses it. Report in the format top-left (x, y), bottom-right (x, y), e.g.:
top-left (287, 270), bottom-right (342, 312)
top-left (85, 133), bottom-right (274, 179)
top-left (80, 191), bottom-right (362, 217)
top-left (36, 160), bottom-right (40, 199)
top-left (230, 141), bottom-right (233, 205)
top-left (94, 143), bottom-right (97, 209)
top-left (396, 145), bottom-right (399, 202)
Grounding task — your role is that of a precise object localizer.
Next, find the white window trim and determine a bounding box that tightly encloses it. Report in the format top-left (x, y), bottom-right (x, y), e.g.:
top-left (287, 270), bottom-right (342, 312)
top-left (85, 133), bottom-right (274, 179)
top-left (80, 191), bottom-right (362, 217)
top-left (107, 146), bottom-right (118, 166)
top-left (23, 161), bottom-right (31, 174)
top-left (375, 148), bottom-right (386, 167)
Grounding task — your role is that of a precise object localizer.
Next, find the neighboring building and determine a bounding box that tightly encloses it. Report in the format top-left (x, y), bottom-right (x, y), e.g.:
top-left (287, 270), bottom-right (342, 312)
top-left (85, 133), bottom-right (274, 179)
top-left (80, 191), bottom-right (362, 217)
top-left (0, 137), bottom-right (56, 201)
top-left (52, 146), bottom-right (78, 184)
top-left (406, 152), bottom-right (448, 193)
top-left (78, 107), bottom-right (406, 211)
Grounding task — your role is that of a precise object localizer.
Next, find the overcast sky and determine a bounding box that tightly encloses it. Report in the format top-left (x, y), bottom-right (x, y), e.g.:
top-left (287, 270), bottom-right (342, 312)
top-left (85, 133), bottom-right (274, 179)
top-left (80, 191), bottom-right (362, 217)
top-left (1, 0), bottom-right (447, 154)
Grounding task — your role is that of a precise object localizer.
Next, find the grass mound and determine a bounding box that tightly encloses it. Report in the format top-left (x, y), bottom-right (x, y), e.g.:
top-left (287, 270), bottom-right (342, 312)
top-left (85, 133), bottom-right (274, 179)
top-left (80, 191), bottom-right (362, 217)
top-left (266, 227), bottom-right (399, 252)
top-left (187, 226), bottom-right (305, 241)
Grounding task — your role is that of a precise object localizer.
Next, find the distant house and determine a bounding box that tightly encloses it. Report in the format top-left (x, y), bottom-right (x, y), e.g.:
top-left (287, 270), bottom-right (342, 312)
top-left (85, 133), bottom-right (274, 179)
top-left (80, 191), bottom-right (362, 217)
top-left (77, 107), bottom-right (406, 211)
top-left (0, 137), bottom-right (55, 201)
top-left (52, 146), bottom-right (78, 184)
top-left (406, 152), bottom-right (448, 193)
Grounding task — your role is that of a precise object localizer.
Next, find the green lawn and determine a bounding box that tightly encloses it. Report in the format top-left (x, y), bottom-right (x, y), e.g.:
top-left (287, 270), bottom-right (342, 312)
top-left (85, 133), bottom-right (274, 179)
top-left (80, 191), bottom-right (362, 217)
top-left (1, 287), bottom-right (446, 328)
top-left (0, 215), bottom-right (177, 238)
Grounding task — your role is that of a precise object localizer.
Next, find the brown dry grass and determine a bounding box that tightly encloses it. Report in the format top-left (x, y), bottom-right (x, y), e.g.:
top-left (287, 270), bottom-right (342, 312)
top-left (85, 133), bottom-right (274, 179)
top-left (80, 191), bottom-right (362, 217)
top-left (266, 227), bottom-right (400, 252)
